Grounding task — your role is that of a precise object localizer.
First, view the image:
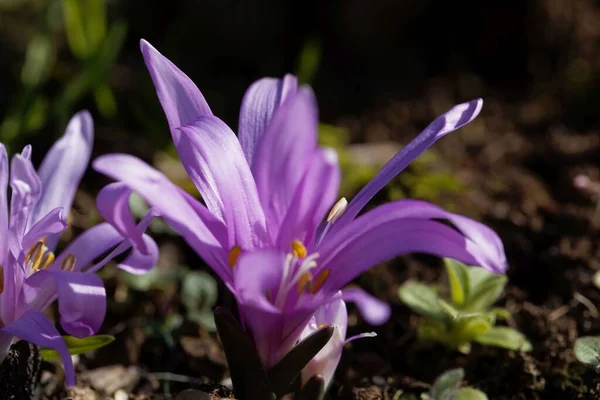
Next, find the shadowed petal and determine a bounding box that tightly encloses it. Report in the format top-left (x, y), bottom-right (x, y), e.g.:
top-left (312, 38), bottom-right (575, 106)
top-left (253, 89), bottom-right (319, 237)
top-left (318, 200), bottom-right (504, 293)
top-left (1, 310), bottom-right (75, 386)
top-left (238, 74), bottom-right (298, 166)
top-left (22, 207), bottom-right (68, 251)
top-left (177, 117), bottom-right (267, 249)
top-left (140, 39), bottom-right (212, 138)
top-left (97, 183), bottom-right (146, 254)
top-left (118, 233), bottom-right (159, 275)
top-left (22, 270), bottom-right (106, 337)
top-left (276, 148), bottom-right (340, 249)
top-left (31, 111), bottom-right (93, 250)
top-left (341, 287), bottom-right (391, 325)
top-left (9, 155), bottom-right (41, 244)
top-left (336, 99), bottom-right (483, 228)
top-left (93, 154), bottom-right (229, 281)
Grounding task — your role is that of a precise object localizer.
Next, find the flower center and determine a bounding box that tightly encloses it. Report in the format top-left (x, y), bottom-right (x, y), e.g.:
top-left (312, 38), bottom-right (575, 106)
top-left (273, 240), bottom-right (330, 308)
top-left (25, 240), bottom-right (76, 273)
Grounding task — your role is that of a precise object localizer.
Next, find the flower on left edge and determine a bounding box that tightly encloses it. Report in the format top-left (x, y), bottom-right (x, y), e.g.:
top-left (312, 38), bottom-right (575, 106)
top-left (0, 111), bottom-right (158, 386)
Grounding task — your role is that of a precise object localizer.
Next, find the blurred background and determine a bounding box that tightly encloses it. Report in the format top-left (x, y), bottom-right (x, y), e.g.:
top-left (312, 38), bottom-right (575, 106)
top-left (3, 0), bottom-right (600, 397)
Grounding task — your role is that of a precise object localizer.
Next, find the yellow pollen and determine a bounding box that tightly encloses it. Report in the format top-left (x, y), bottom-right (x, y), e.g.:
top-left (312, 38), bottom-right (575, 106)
top-left (39, 252), bottom-right (55, 270)
top-left (27, 241), bottom-right (52, 271)
top-left (61, 254), bottom-right (76, 272)
top-left (297, 272), bottom-right (312, 295)
top-left (327, 197), bottom-right (348, 223)
top-left (310, 269), bottom-right (330, 294)
top-left (0, 266), bottom-right (4, 294)
top-left (291, 240), bottom-right (307, 259)
top-left (228, 246), bottom-right (242, 268)
top-left (317, 323), bottom-right (329, 329)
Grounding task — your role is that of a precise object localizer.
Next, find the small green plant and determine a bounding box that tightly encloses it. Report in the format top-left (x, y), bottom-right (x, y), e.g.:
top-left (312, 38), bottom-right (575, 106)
top-left (423, 368), bottom-right (488, 400)
top-left (574, 336), bottom-right (600, 371)
top-left (398, 258), bottom-right (531, 354)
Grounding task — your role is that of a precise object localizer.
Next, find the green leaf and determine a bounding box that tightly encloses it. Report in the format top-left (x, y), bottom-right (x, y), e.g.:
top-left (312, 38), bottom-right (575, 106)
top-left (430, 368), bottom-right (464, 400)
top-left (489, 308), bottom-right (511, 321)
top-left (439, 299), bottom-right (460, 319)
top-left (463, 269), bottom-right (507, 312)
top-left (398, 281), bottom-right (443, 319)
top-left (444, 259), bottom-right (470, 307)
top-left (453, 387), bottom-right (489, 400)
top-left (61, 0), bottom-right (106, 59)
top-left (475, 327), bottom-right (532, 352)
top-left (296, 39), bottom-right (322, 85)
top-left (21, 34), bottom-right (54, 87)
top-left (417, 319), bottom-right (450, 345)
top-left (40, 335), bottom-right (115, 361)
top-left (574, 336), bottom-right (600, 370)
top-left (182, 270), bottom-right (218, 331)
top-left (454, 316), bottom-right (493, 344)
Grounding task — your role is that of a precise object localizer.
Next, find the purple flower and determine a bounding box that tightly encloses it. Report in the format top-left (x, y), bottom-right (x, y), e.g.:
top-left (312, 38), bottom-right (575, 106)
top-left (299, 298), bottom-right (375, 390)
top-left (0, 112), bottom-right (158, 386)
top-left (93, 40), bottom-right (507, 368)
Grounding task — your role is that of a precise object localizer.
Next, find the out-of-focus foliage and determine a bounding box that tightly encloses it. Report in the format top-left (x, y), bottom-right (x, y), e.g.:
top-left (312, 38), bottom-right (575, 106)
top-left (0, 0), bottom-right (125, 150)
top-left (574, 336), bottom-right (600, 371)
top-left (399, 259), bottom-right (531, 354)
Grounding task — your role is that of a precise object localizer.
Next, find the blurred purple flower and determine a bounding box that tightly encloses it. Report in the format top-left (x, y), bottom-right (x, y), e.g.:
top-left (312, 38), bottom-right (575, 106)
top-left (0, 112), bottom-right (158, 386)
top-left (93, 40), bottom-right (507, 367)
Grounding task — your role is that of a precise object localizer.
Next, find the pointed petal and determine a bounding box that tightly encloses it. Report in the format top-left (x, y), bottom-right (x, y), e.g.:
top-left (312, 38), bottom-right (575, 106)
top-left (140, 39), bottom-right (212, 138)
top-left (0, 145), bottom-right (9, 264)
top-left (93, 154), bottom-right (229, 281)
top-left (253, 89), bottom-right (319, 236)
top-left (1, 310), bottom-right (75, 386)
top-left (341, 287), bottom-right (391, 325)
top-left (177, 117), bottom-right (267, 249)
top-left (277, 148), bottom-right (340, 249)
top-left (30, 111), bottom-right (93, 250)
top-left (21, 270), bottom-right (106, 337)
top-left (22, 207), bottom-right (68, 251)
top-left (337, 99), bottom-right (483, 227)
top-left (9, 155), bottom-right (41, 244)
top-left (238, 74), bottom-right (298, 166)
top-left (318, 199), bottom-right (506, 293)
top-left (0, 254), bottom-right (25, 325)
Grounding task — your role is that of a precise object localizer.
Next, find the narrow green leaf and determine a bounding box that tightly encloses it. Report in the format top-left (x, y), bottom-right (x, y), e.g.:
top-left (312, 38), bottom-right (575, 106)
top-left (444, 259), bottom-right (470, 307)
top-left (453, 316), bottom-right (492, 346)
top-left (40, 335), bottom-right (115, 361)
top-left (398, 281), bottom-right (443, 319)
top-left (439, 299), bottom-right (460, 320)
top-left (62, 0), bottom-right (88, 59)
top-left (430, 368), bottom-right (463, 400)
top-left (463, 269), bottom-right (507, 312)
top-left (475, 327), bottom-right (532, 352)
top-left (489, 308), bottom-right (511, 321)
top-left (574, 336), bottom-right (600, 370)
top-left (214, 307), bottom-right (275, 399)
top-left (268, 326), bottom-right (334, 398)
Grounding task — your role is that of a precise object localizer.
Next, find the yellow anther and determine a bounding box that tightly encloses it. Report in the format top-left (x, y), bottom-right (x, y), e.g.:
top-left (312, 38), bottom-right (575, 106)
top-left (327, 197), bottom-right (348, 223)
top-left (27, 241), bottom-right (49, 271)
top-left (310, 269), bottom-right (330, 294)
top-left (317, 323), bottom-right (329, 329)
top-left (61, 254), bottom-right (76, 272)
top-left (39, 252), bottom-right (55, 270)
top-left (291, 240), bottom-right (307, 259)
top-left (0, 266), bottom-right (4, 294)
top-left (228, 245), bottom-right (242, 268)
top-left (297, 272), bottom-right (312, 295)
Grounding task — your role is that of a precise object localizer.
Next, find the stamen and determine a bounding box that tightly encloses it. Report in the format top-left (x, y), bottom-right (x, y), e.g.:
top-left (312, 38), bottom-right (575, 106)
top-left (0, 266), bottom-right (3, 294)
top-left (26, 241), bottom-right (45, 266)
top-left (317, 323), bottom-right (329, 329)
top-left (61, 254), bottom-right (76, 272)
top-left (310, 269), bottom-right (330, 294)
top-left (39, 252), bottom-right (55, 270)
top-left (327, 197), bottom-right (348, 223)
top-left (291, 240), bottom-right (307, 259)
top-left (297, 272), bottom-right (312, 294)
top-left (228, 245), bottom-right (242, 268)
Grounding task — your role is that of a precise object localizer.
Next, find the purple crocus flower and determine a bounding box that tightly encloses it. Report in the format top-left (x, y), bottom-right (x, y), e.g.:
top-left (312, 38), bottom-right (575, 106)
top-left (299, 298), bottom-right (375, 389)
top-left (0, 112), bottom-right (157, 386)
top-left (93, 40), bottom-right (507, 368)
